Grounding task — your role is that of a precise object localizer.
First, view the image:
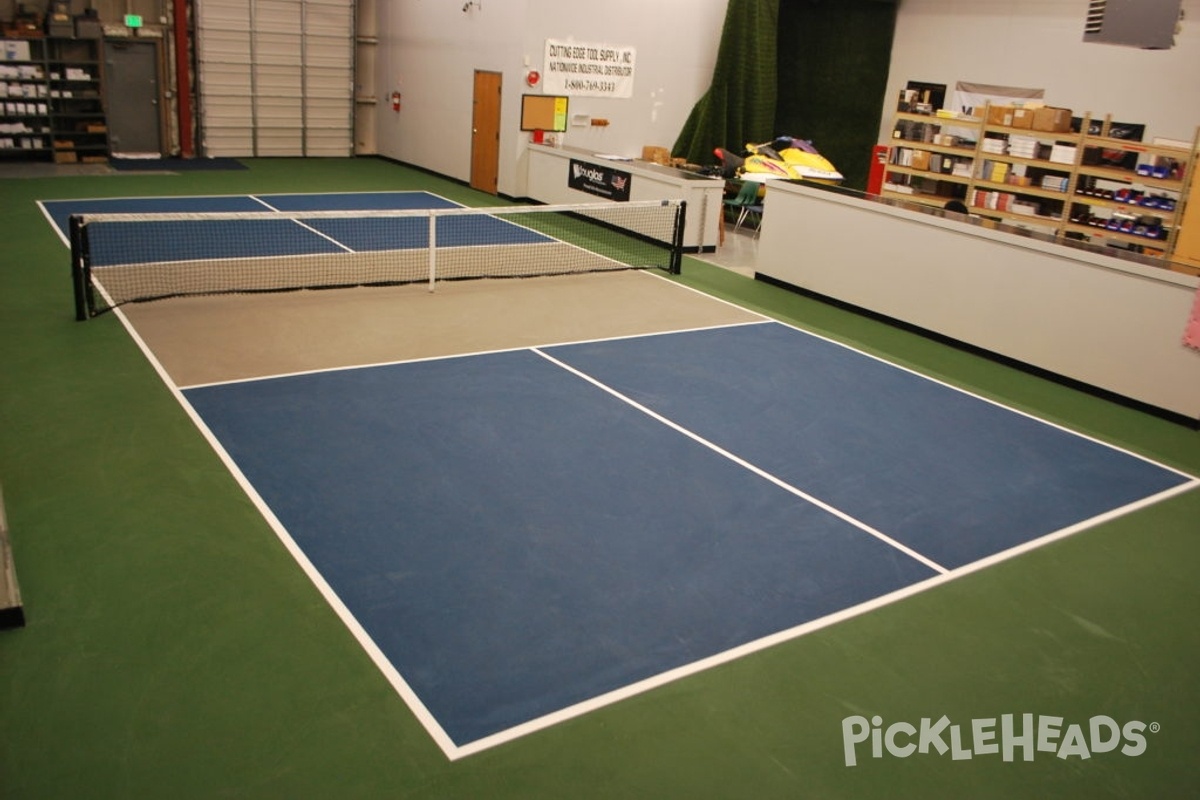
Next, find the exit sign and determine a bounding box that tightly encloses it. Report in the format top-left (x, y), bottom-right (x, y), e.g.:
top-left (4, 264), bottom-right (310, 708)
top-left (124, 14), bottom-right (143, 28)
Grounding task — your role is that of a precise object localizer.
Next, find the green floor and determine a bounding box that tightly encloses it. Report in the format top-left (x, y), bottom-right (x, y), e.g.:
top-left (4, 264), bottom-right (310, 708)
top-left (1, 158), bottom-right (1198, 799)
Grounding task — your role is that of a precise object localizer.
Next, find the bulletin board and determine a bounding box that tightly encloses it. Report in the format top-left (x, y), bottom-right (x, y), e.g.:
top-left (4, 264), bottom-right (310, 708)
top-left (521, 95), bottom-right (569, 132)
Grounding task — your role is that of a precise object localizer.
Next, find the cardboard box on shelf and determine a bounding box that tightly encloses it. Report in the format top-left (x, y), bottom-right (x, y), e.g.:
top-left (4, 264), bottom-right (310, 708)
top-left (1033, 106), bottom-right (1072, 133)
top-left (641, 145), bottom-right (670, 165)
top-left (987, 105), bottom-right (1015, 127)
top-left (52, 149), bottom-right (77, 163)
top-left (1011, 108), bottom-right (1035, 129)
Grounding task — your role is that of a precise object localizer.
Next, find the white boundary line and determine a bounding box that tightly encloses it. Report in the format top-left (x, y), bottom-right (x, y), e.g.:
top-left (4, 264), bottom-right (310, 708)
top-left (452, 473), bottom-right (1197, 758)
top-left (104, 302), bottom-right (464, 759)
top-left (48, 191), bottom-right (1200, 763)
top-left (36, 189), bottom-right (462, 248)
top-left (532, 347), bottom-right (950, 575)
top-left (174, 321), bottom-right (1200, 761)
top-left (641, 266), bottom-right (1200, 483)
top-left (248, 194), bottom-right (356, 252)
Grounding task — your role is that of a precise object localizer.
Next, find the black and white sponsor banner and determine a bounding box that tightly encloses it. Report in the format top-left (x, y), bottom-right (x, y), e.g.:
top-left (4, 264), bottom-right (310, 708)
top-left (568, 159), bottom-right (632, 201)
top-left (543, 39), bottom-right (636, 98)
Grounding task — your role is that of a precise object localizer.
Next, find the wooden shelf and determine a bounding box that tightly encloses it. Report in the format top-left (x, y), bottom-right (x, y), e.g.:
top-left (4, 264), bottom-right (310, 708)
top-left (885, 104), bottom-right (1199, 266)
top-left (883, 164), bottom-right (972, 185)
top-left (974, 179), bottom-right (1072, 201)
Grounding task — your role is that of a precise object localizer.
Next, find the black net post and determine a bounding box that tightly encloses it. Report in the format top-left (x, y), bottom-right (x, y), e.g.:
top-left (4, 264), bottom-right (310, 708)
top-left (69, 214), bottom-right (92, 321)
top-left (670, 200), bottom-right (686, 275)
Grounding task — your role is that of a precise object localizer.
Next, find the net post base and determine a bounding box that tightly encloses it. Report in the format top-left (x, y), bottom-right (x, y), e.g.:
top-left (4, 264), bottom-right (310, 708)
top-left (0, 485), bottom-right (24, 630)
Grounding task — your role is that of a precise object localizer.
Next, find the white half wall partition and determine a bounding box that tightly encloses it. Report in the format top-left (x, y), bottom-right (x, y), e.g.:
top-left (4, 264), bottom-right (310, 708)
top-left (756, 181), bottom-right (1200, 421)
top-left (526, 144), bottom-right (724, 252)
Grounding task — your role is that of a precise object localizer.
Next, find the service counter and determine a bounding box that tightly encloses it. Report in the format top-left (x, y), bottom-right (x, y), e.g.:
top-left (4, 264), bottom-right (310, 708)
top-left (526, 144), bottom-right (724, 252)
top-left (756, 180), bottom-right (1200, 422)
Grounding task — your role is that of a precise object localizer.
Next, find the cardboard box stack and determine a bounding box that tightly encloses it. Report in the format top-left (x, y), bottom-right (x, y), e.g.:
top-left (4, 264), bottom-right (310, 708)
top-left (986, 103), bottom-right (1074, 134)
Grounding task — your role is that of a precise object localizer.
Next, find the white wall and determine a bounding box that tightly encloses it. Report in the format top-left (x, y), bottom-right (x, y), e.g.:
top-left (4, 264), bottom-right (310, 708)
top-left (375, 0), bottom-right (527, 191)
top-left (374, 0), bottom-right (1200, 197)
top-left (373, 0), bottom-right (727, 197)
top-left (881, 0), bottom-right (1200, 144)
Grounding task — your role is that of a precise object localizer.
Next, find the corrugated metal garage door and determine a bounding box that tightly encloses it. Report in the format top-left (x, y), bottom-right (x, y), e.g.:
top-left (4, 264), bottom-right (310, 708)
top-left (196, 0), bottom-right (354, 157)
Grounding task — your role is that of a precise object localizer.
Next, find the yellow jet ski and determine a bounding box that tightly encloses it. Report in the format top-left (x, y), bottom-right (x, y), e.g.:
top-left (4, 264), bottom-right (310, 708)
top-left (716, 137), bottom-right (842, 184)
top-left (745, 137), bottom-right (843, 184)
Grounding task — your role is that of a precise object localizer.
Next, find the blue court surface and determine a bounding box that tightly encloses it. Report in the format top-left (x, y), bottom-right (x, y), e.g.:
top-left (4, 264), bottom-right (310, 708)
top-left (43, 190), bottom-right (555, 271)
top-left (39, 190), bottom-right (463, 239)
top-left (43, 190), bottom-right (561, 280)
top-left (179, 318), bottom-right (1195, 757)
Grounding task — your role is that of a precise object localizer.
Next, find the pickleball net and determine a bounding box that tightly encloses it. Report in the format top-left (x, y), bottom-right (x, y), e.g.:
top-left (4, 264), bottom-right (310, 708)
top-left (71, 199), bottom-right (686, 319)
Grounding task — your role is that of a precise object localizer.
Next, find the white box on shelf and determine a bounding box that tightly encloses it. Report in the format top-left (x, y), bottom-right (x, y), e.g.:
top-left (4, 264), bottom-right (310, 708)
top-left (2, 41), bottom-right (32, 62)
top-left (1049, 145), bottom-right (1077, 164)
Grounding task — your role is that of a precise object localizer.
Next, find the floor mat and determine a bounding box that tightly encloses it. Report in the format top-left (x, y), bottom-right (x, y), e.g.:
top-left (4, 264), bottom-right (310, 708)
top-left (108, 157), bottom-right (247, 171)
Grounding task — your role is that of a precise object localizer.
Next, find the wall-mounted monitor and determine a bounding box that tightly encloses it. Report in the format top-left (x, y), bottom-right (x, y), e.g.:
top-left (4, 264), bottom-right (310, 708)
top-left (521, 95), bottom-right (569, 132)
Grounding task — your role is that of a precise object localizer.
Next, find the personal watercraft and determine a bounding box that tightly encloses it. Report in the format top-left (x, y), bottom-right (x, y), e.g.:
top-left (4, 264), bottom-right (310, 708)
top-left (714, 136), bottom-right (843, 184)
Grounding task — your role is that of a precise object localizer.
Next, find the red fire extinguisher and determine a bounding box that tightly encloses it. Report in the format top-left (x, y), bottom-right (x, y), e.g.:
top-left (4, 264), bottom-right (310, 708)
top-left (391, 91), bottom-right (402, 112)
top-left (867, 144), bottom-right (888, 196)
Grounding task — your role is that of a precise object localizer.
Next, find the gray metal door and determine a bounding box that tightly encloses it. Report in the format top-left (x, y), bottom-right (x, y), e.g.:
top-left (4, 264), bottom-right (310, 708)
top-left (104, 40), bottom-right (162, 156)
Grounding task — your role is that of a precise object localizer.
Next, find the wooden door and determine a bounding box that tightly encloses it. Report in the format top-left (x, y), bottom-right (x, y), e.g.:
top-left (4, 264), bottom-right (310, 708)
top-left (471, 70), bottom-right (501, 194)
top-left (1172, 177), bottom-right (1200, 272)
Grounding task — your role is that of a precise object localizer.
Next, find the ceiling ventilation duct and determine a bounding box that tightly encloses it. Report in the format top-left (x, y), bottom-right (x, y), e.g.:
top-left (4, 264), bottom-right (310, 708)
top-left (1083, 0), bottom-right (1182, 49)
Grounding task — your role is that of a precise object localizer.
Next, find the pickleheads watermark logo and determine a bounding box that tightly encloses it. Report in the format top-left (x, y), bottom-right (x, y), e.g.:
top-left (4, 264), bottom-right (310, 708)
top-left (841, 714), bottom-right (1159, 767)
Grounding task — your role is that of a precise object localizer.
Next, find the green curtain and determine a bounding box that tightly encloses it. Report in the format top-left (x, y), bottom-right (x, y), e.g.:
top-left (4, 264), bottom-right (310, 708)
top-left (774, 0), bottom-right (898, 190)
top-left (672, 0), bottom-right (780, 167)
top-left (675, 0), bottom-right (897, 192)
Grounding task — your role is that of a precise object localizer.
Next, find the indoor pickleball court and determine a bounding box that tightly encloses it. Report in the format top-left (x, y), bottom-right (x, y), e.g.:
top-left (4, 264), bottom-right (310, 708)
top-left (39, 189), bottom-right (1196, 759)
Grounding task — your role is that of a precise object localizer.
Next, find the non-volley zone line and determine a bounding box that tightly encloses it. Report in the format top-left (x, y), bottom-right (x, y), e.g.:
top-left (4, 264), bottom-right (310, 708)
top-left (179, 320), bottom-right (1196, 759)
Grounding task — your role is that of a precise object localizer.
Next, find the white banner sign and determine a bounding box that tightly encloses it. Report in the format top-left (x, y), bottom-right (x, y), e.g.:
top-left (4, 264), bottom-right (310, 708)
top-left (543, 39), bottom-right (636, 98)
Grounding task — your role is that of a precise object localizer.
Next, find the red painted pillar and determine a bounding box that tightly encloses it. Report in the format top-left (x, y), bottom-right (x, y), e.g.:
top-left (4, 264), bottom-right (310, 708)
top-left (173, 0), bottom-right (195, 158)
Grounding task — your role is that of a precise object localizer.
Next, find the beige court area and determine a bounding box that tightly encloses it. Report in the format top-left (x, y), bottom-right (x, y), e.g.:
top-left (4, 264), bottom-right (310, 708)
top-left (119, 270), bottom-right (764, 387)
